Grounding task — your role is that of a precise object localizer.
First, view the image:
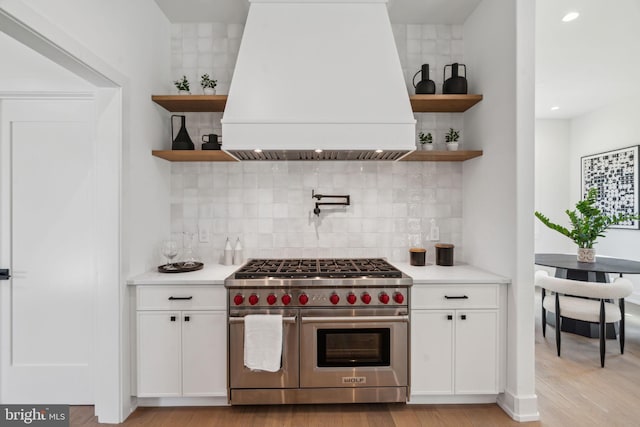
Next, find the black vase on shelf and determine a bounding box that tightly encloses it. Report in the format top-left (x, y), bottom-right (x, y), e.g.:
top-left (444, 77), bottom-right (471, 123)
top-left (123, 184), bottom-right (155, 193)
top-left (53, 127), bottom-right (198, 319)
top-left (412, 64), bottom-right (436, 95)
top-left (443, 63), bottom-right (468, 94)
top-left (171, 115), bottom-right (194, 150)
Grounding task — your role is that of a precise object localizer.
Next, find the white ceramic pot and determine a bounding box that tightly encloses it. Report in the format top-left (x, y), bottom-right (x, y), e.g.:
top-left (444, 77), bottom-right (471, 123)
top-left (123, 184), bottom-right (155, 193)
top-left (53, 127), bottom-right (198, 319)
top-left (178, 90), bottom-right (191, 95)
top-left (424, 144), bottom-right (434, 151)
top-left (577, 247), bottom-right (596, 263)
top-left (446, 142), bottom-right (459, 151)
top-left (203, 88), bottom-right (216, 95)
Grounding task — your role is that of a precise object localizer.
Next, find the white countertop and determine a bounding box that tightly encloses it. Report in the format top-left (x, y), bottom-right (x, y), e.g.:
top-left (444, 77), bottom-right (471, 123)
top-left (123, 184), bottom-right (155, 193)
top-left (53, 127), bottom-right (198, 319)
top-left (127, 264), bottom-right (238, 285)
top-left (127, 261), bottom-right (509, 286)
top-left (392, 262), bottom-right (510, 284)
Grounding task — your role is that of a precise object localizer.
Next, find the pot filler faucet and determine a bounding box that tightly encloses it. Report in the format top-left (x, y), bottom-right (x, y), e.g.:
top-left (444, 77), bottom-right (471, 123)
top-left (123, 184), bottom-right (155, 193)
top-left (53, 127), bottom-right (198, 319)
top-left (312, 190), bottom-right (350, 216)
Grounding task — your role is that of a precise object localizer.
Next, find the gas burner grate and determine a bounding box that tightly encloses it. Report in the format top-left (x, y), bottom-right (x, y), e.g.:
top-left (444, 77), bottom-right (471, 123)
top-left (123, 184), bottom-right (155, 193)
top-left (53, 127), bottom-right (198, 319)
top-left (234, 258), bottom-right (402, 279)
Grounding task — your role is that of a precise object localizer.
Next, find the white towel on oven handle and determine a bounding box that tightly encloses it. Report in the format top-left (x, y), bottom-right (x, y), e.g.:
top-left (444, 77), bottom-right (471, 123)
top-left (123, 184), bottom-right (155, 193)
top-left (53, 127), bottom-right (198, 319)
top-left (243, 314), bottom-right (283, 372)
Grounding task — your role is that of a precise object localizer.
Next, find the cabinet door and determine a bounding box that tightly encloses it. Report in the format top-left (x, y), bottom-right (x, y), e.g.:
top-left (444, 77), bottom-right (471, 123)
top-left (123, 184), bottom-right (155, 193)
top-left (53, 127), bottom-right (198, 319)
top-left (411, 310), bottom-right (454, 395)
top-left (137, 311), bottom-right (182, 397)
top-left (182, 310), bottom-right (227, 396)
top-left (454, 310), bottom-right (498, 394)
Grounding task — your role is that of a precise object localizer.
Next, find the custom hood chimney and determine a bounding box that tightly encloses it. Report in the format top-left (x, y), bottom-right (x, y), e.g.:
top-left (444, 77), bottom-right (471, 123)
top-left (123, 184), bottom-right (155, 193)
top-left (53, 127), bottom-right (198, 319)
top-left (221, 0), bottom-right (416, 160)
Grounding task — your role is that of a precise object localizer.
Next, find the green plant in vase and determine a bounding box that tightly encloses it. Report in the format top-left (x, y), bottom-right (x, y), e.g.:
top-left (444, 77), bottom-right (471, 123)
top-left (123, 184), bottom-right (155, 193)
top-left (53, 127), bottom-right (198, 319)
top-left (200, 74), bottom-right (217, 95)
top-left (534, 187), bottom-right (639, 262)
top-left (445, 128), bottom-right (460, 151)
top-left (418, 132), bottom-right (433, 150)
top-left (174, 75), bottom-right (190, 94)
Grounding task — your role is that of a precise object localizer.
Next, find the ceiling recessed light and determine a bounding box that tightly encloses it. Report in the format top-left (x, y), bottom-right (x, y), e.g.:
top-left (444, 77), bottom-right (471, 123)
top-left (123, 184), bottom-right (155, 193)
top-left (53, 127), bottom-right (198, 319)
top-left (254, 149), bottom-right (262, 153)
top-left (551, 106), bottom-right (560, 111)
top-left (315, 149), bottom-right (323, 153)
top-left (562, 12), bottom-right (579, 22)
top-left (375, 149), bottom-right (383, 153)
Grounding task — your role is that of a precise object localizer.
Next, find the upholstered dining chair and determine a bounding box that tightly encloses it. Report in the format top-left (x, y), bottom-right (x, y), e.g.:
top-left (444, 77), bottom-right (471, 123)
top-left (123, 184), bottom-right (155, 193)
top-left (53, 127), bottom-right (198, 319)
top-left (535, 270), bottom-right (633, 367)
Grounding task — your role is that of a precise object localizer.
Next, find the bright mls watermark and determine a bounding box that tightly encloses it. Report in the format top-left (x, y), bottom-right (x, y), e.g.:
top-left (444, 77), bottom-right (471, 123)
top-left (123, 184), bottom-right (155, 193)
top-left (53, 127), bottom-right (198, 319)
top-left (0, 405), bottom-right (68, 426)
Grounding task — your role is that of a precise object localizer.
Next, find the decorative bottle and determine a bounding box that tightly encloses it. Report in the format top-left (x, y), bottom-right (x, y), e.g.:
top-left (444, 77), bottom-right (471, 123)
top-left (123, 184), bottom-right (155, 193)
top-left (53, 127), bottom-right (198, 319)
top-left (223, 238), bottom-right (233, 265)
top-left (233, 238), bottom-right (243, 265)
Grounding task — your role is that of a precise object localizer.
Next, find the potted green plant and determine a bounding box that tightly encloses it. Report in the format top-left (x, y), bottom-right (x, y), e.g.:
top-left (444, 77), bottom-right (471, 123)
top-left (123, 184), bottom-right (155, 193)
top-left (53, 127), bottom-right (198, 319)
top-left (174, 75), bottom-right (190, 95)
top-left (418, 132), bottom-right (433, 151)
top-left (445, 128), bottom-right (460, 151)
top-left (534, 187), bottom-right (640, 262)
top-left (200, 74), bottom-right (217, 95)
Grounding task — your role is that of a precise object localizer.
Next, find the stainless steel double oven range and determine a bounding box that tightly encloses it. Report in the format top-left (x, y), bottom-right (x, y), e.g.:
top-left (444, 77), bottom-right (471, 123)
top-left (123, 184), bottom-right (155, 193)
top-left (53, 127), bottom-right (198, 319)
top-left (225, 258), bottom-right (412, 405)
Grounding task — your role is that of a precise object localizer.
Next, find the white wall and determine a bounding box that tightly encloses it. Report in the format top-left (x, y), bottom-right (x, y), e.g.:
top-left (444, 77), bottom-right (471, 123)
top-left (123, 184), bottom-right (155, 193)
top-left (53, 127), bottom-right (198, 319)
top-left (463, 0), bottom-right (538, 421)
top-left (568, 97), bottom-right (640, 301)
top-left (18, 0), bottom-right (172, 274)
top-left (0, 0), bottom-right (171, 422)
top-left (0, 32), bottom-right (92, 91)
top-left (534, 119), bottom-right (573, 254)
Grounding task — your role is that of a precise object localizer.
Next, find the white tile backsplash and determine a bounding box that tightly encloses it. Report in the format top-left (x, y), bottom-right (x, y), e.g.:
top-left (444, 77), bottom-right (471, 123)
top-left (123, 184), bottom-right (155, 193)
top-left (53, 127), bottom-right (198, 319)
top-left (168, 22), bottom-right (465, 263)
top-left (170, 161), bottom-right (462, 263)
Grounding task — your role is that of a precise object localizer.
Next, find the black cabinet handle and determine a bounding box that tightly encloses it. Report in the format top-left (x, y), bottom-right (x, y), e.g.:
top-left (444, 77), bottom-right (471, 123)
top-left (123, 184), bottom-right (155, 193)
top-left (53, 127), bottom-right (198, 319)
top-left (0, 269), bottom-right (10, 280)
top-left (461, 314), bottom-right (467, 320)
top-left (184, 316), bottom-right (190, 322)
top-left (447, 315), bottom-right (453, 320)
top-left (445, 295), bottom-right (469, 300)
top-left (168, 296), bottom-right (193, 301)
top-left (170, 316), bottom-right (176, 322)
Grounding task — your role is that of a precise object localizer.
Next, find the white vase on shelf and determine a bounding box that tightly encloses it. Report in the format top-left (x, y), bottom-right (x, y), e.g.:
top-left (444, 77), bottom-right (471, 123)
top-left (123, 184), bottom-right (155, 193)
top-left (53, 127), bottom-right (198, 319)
top-left (203, 88), bottom-right (216, 95)
top-left (178, 90), bottom-right (190, 95)
top-left (446, 142), bottom-right (459, 151)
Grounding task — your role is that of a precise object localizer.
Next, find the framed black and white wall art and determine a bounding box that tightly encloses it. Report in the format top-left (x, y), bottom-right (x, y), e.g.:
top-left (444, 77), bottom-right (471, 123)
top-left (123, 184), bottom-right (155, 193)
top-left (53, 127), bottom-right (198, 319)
top-left (581, 145), bottom-right (639, 229)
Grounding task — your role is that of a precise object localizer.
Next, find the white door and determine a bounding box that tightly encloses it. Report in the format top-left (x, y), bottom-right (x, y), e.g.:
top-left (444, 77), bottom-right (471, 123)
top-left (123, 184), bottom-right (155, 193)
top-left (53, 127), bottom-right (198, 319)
top-left (454, 310), bottom-right (499, 394)
top-left (0, 98), bottom-right (96, 404)
top-left (411, 310), bottom-right (454, 395)
top-left (182, 311), bottom-right (227, 397)
top-left (136, 311), bottom-right (182, 397)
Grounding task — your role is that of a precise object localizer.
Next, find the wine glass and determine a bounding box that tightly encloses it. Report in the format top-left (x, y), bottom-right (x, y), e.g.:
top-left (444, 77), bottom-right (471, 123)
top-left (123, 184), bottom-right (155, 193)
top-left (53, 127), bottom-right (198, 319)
top-left (182, 232), bottom-right (197, 267)
top-left (161, 240), bottom-right (179, 270)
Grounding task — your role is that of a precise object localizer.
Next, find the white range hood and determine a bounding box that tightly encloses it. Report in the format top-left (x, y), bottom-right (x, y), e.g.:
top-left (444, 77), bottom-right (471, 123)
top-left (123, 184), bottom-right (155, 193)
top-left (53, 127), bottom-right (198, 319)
top-left (221, 0), bottom-right (416, 160)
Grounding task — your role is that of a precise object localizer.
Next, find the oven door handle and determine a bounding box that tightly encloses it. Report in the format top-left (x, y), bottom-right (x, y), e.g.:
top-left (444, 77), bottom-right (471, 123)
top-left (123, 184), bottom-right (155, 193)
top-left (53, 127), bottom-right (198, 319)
top-left (301, 315), bottom-right (409, 324)
top-left (228, 316), bottom-right (297, 324)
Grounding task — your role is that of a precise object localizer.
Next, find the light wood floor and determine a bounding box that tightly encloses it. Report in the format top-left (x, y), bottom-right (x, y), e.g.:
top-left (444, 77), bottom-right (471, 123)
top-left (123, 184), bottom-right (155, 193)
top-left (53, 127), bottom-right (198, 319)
top-left (71, 291), bottom-right (640, 426)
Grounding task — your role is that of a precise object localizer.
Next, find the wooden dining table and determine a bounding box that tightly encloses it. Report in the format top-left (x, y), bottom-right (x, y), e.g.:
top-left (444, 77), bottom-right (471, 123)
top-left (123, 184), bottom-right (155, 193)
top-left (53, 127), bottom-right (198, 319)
top-left (535, 253), bottom-right (640, 339)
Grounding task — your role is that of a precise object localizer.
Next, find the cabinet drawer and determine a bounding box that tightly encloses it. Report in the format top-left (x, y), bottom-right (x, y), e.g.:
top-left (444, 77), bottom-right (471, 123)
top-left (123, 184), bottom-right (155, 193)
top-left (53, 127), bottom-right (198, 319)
top-left (137, 285), bottom-right (226, 310)
top-left (412, 284), bottom-right (499, 309)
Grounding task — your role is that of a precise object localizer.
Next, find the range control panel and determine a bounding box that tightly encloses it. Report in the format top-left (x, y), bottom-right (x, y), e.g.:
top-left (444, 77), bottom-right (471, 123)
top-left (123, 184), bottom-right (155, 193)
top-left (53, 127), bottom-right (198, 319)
top-left (229, 288), bottom-right (408, 308)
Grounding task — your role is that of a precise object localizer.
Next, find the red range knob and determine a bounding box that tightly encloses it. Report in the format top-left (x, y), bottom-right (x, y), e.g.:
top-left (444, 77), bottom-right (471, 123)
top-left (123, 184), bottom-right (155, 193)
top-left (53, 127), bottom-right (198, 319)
top-left (379, 292), bottom-right (390, 304)
top-left (266, 294), bottom-right (277, 305)
top-left (393, 292), bottom-right (405, 304)
top-left (330, 293), bottom-right (340, 305)
top-left (361, 293), bottom-right (371, 304)
top-left (233, 294), bottom-right (244, 305)
top-left (281, 294), bottom-right (292, 305)
top-left (248, 294), bottom-right (259, 305)
top-left (299, 293), bottom-right (309, 305)
top-left (347, 293), bottom-right (357, 305)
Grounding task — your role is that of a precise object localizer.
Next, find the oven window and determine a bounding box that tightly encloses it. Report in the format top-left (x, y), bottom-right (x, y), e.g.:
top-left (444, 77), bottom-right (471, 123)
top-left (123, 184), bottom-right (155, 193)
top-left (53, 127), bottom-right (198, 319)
top-left (317, 328), bottom-right (390, 367)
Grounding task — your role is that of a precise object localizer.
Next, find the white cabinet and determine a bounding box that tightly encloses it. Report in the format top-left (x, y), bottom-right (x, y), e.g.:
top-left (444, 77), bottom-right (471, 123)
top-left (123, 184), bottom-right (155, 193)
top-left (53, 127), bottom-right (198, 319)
top-left (135, 285), bottom-right (226, 398)
top-left (411, 283), bottom-right (504, 400)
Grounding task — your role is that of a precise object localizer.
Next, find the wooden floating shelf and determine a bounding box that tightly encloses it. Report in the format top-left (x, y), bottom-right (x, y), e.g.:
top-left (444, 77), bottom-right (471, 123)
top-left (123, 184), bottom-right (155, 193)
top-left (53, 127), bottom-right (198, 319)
top-left (409, 94), bottom-right (483, 112)
top-left (401, 150), bottom-right (483, 162)
top-left (152, 94), bottom-right (483, 113)
top-left (151, 95), bottom-right (227, 112)
top-left (151, 94), bottom-right (484, 162)
top-left (152, 150), bottom-right (239, 162)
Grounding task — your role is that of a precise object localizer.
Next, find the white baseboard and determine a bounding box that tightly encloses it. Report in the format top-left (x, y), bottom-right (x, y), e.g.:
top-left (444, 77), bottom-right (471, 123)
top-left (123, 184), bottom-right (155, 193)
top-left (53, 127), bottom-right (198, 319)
top-left (496, 391), bottom-right (539, 422)
top-left (409, 394), bottom-right (498, 404)
top-left (137, 396), bottom-right (228, 407)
